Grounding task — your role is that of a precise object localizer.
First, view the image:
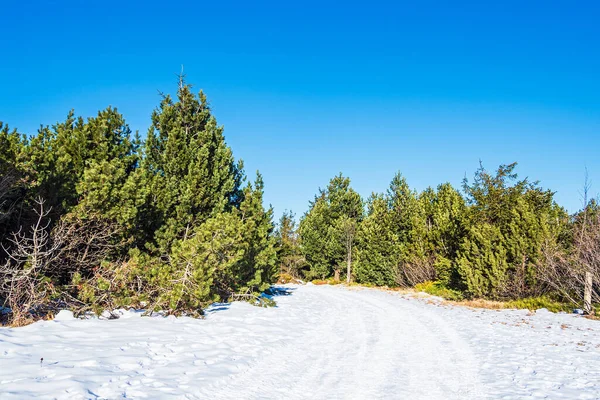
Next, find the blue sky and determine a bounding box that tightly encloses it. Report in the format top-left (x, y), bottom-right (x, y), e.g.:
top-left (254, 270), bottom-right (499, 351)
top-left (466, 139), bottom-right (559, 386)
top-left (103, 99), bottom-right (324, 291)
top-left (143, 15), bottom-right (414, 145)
top-left (1, 0), bottom-right (599, 217)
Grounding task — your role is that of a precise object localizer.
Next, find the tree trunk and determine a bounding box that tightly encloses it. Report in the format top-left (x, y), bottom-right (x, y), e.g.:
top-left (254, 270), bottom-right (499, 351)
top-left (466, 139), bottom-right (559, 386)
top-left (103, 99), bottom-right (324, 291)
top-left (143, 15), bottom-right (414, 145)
top-left (346, 242), bottom-right (352, 284)
top-left (334, 269), bottom-right (340, 282)
top-left (584, 271), bottom-right (593, 315)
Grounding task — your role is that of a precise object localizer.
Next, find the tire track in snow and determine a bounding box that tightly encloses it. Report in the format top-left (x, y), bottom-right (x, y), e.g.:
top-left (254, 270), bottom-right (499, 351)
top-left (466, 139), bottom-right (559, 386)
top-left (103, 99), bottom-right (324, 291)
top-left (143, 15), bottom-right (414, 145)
top-left (3, 284), bottom-right (600, 398)
top-left (204, 285), bottom-right (485, 400)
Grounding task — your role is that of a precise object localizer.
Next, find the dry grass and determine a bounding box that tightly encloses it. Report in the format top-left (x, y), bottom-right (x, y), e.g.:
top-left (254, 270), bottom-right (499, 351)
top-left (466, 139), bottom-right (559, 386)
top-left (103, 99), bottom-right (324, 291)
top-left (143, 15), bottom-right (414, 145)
top-left (7, 314), bottom-right (35, 327)
top-left (4, 311), bottom-right (54, 327)
top-left (383, 286), bottom-right (414, 294)
top-left (276, 273), bottom-right (303, 285)
top-left (447, 299), bottom-right (508, 310)
top-left (296, 279), bottom-right (590, 317)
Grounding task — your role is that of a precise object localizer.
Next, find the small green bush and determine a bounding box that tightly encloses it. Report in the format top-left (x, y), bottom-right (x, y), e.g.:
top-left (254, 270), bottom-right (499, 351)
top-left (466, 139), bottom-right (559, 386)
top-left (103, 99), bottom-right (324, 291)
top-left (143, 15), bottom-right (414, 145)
top-left (506, 296), bottom-right (571, 313)
top-left (414, 281), bottom-right (464, 301)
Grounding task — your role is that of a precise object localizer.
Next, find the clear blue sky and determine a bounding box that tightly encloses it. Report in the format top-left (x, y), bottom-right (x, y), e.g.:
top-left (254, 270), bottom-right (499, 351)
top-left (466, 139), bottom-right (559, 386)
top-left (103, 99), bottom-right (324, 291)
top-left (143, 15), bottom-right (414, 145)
top-left (2, 1), bottom-right (599, 217)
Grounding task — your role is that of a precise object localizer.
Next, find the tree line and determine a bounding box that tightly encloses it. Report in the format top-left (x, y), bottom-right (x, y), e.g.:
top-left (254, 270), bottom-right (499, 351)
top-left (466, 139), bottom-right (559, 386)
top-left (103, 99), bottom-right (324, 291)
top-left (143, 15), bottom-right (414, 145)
top-left (2, 77), bottom-right (598, 326)
top-left (280, 166), bottom-right (599, 312)
top-left (0, 78), bottom-right (276, 325)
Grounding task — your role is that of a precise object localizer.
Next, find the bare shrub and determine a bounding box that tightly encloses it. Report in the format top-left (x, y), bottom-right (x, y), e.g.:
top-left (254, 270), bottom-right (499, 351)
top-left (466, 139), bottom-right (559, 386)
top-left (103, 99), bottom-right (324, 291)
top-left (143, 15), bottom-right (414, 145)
top-left (279, 254), bottom-right (306, 279)
top-left (50, 213), bottom-right (126, 282)
top-left (0, 198), bottom-right (125, 324)
top-left (0, 198), bottom-right (61, 325)
top-left (395, 255), bottom-right (437, 287)
top-left (539, 236), bottom-right (581, 306)
top-left (539, 201), bottom-right (600, 311)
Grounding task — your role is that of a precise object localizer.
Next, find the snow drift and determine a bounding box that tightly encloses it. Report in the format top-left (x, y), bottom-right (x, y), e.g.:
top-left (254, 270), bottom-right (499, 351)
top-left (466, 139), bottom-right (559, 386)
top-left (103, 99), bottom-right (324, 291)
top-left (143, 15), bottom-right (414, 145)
top-left (1, 284), bottom-right (599, 399)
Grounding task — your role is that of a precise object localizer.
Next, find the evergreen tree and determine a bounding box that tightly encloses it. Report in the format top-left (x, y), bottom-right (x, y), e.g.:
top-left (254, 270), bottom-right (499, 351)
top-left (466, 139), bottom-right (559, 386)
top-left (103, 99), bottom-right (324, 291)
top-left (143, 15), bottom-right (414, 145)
top-left (388, 172), bottom-right (420, 244)
top-left (0, 76), bottom-right (284, 323)
top-left (27, 108), bottom-right (137, 219)
top-left (357, 173), bottom-right (435, 287)
top-left (0, 122), bottom-right (27, 243)
top-left (427, 183), bottom-right (467, 286)
top-left (355, 194), bottom-right (402, 286)
top-left (154, 212), bottom-right (245, 315)
top-left (275, 210), bottom-right (304, 277)
top-left (142, 172), bottom-right (276, 312)
top-left (143, 79), bottom-right (244, 252)
top-left (456, 222), bottom-right (509, 297)
top-left (298, 197), bottom-right (331, 279)
top-left (236, 173), bottom-right (278, 294)
top-left (299, 174), bottom-right (363, 280)
top-left (457, 162), bottom-right (565, 298)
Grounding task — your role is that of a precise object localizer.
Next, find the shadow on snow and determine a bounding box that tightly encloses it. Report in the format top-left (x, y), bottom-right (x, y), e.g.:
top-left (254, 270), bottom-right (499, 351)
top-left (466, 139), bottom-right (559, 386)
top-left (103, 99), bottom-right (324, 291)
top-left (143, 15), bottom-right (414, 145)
top-left (204, 285), bottom-right (296, 316)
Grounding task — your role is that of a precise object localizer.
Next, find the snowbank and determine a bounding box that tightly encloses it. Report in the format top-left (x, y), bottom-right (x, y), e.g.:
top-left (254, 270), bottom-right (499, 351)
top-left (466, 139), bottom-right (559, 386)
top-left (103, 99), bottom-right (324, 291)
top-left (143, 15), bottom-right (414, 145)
top-left (0, 285), bottom-right (599, 399)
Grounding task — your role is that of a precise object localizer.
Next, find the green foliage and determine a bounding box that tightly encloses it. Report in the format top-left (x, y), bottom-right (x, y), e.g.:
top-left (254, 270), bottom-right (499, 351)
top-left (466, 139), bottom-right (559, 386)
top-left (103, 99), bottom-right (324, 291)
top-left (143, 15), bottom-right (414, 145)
top-left (229, 173), bottom-right (277, 295)
top-left (71, 258), bottom-right (147, 317)
top-left (0, 122), bottom-right (27, 239)
top-left (506, 296), bottom-right (571, 313)
top-left (26, 108), bottom-right (137, 219)
top-left (426, 183), bottom-right (468, 285)
top-left (456, 223), bottom-right (509, 298)
top-left (296, 162), bottom-right (576, 307)
top-left (354, 176), bottom-right (466, 288)
top-left (69, 172), bottom-right (276, 317)
top-left (275, 210), bottom-right (305, 277)
top-left (414, 281), bottom-right (464, 301)
top-left (0, 76), bottom-right (588, 323)
top-left (1, 78), bottom-right (278, 324)
top-left (298, 199), bottom-right (331, 279)
top-left (299, 174), bottom-right (363, 280)
top-left (355, 194), bottom-right (401, 286)
top-left (143, 81), bottom-right (244, 252)
top-left (457, 162), bottom-right (568, 299)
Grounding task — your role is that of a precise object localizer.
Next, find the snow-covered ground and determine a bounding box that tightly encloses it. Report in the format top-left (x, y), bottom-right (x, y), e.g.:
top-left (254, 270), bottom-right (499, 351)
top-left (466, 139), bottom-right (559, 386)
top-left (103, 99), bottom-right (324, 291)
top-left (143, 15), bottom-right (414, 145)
top-left (1, 284), bottom-right (599, 399)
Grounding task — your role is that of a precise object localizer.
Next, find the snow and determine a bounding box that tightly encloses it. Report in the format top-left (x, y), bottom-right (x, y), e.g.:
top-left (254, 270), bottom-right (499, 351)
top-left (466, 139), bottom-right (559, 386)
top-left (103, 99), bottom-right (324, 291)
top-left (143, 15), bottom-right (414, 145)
top-left (53, 310), bottom-right (75, 321)
top-left (1, 284), bottom-right (599, 399)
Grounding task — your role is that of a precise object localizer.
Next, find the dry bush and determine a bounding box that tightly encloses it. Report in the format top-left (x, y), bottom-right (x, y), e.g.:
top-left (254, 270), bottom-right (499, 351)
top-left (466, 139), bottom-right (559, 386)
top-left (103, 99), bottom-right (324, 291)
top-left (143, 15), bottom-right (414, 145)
top-left (538, 238), bottom-right (581, 306)
top-left (277, 272), bottom-right (302, 284)
top-left (50, 213), bottom-right (125, 282)
top-left (394, 255), bottom-right (436, 287)
top-left (451, 299), bottom-right (507, 310)
top-left (0, 199), bottom-right (125, 325)
top-left (279, 254), bottom-right (306, 280)
top-left (577, 211), bottom-right (600, 305)
top-left (539, 201), bottom-right (600, 311)
top-left (0, 198), bottom-right (61, 325)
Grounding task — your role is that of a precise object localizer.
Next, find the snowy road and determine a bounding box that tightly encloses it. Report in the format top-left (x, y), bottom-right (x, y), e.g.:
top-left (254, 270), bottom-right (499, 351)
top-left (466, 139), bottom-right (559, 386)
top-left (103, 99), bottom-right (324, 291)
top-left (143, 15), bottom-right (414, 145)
top-left (1, 284), bottom-right (600, 399)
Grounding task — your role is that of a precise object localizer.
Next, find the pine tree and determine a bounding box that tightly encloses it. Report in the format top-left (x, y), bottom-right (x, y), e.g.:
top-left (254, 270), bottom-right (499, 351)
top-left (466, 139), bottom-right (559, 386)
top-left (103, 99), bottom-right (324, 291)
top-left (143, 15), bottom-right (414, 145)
top-left (27, 108), bottom-right (137, 219)
top-left (72, 109), bottom-right (140, 221)
top-left (0, 122), bottom-right (27, 243)
top-left (275, 210), bottom-right (304, 277)
top-left (299, 174), bottom-right (363, 280)
top-left (143, 79), bottom-right (243, 252)
top-left (458, 162), bottom-right (565, 298)
top-left (457, 222), bottom-right (509, 298)
top-left (236, 172), bottom-right (278, 294)
top-left (298, 197), bottom-right (331, 279)
top-left (0, 76), bottom-right (286, 322)
top-left (428, 183), bottom-right (467, 286)
top-left (388, 172), bottom-right (419, 244)
top-left (355, 194), bottom-right (401, 286)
